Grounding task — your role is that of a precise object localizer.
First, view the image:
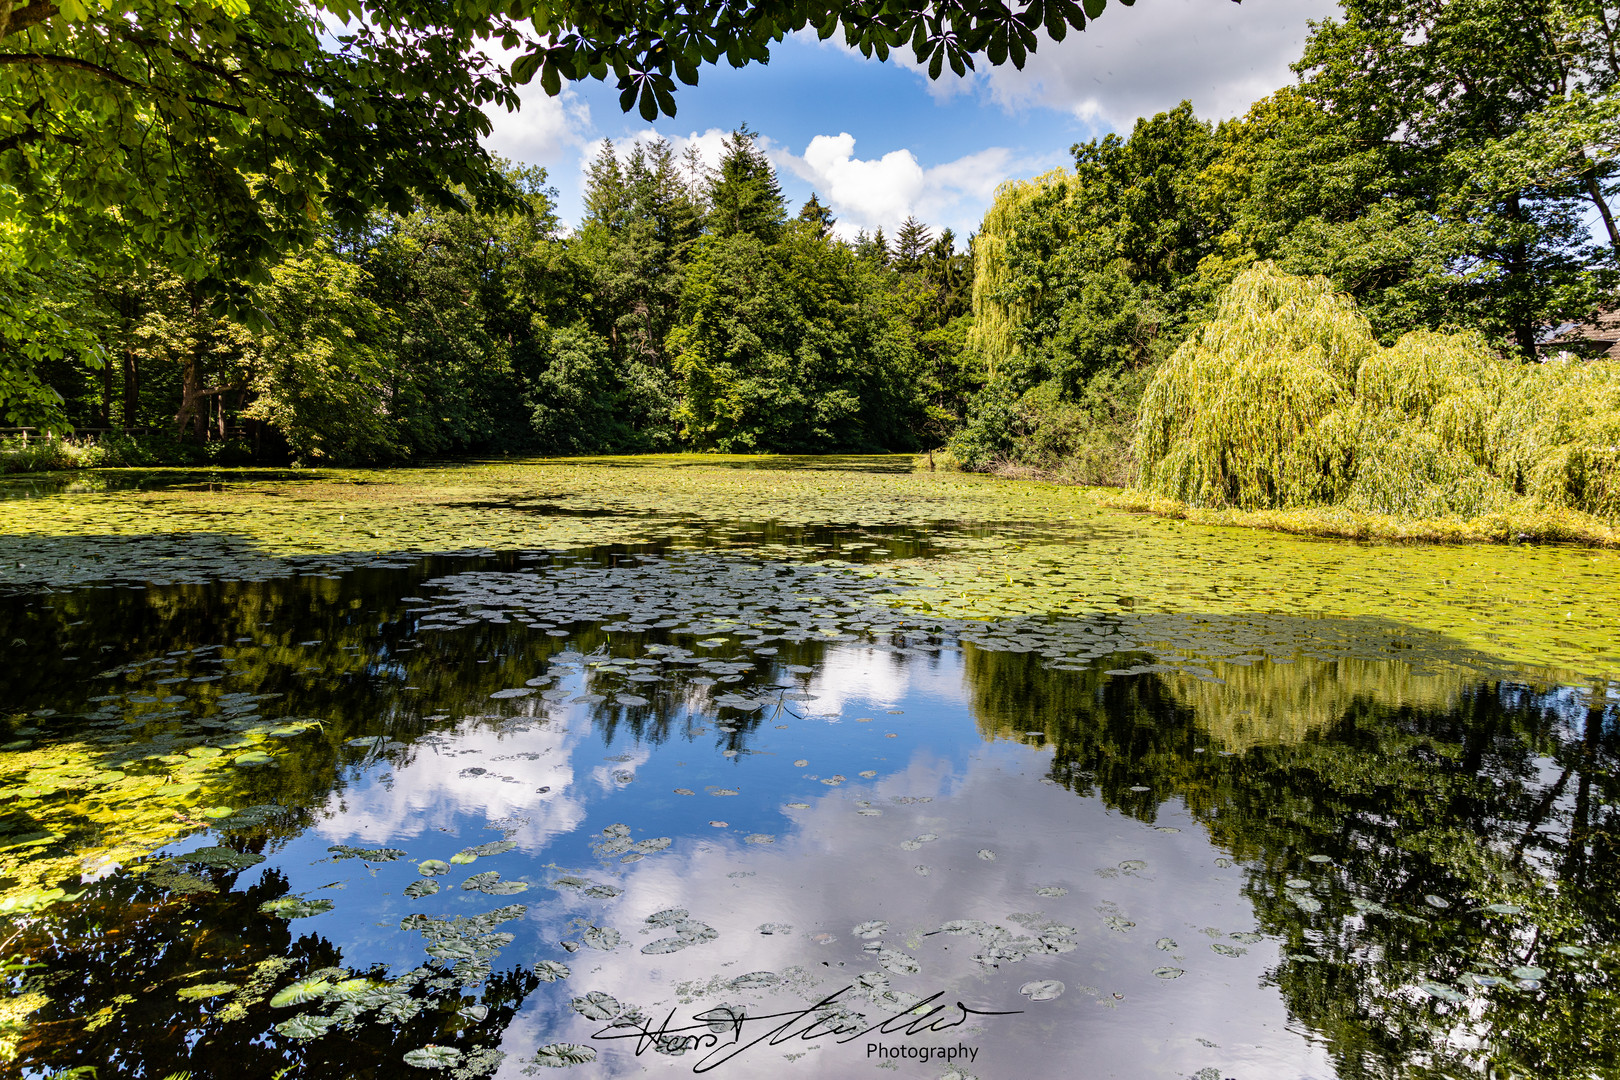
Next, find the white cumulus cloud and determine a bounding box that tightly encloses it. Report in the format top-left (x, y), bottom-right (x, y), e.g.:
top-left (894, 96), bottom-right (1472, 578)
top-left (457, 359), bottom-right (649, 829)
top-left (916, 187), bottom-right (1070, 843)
top-left (778, 134), bottom-right (1049, 237)
top-left (981, 0), bottom-right (1342, 128)
top-left (478, 46), bottom-right (595, 168)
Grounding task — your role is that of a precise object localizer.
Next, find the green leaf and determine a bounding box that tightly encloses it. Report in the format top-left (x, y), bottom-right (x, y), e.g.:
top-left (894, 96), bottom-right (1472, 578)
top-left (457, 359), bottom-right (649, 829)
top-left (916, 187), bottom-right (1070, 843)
top-left (512, 52), bottom-right (543, 85)
top-left (404, 1045), bottom-right (463, 1068)
top-left (540, 60), bottom-right (562, 96)
top-left (653, 83), bottom-right (677, 117)
top-left (529, 1043), bottom-right (596, 1067)
top-left (259, 896), bottom-right (335, 919)
top-left (269, 978), bottom-right (331, 1008)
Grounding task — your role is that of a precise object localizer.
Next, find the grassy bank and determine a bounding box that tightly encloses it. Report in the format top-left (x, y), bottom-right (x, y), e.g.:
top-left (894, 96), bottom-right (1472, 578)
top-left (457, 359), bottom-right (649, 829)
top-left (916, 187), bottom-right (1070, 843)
top-left (0, 432), bottom-right (256, 473)
top-left (1101, 487), bottom-right (1620, 547)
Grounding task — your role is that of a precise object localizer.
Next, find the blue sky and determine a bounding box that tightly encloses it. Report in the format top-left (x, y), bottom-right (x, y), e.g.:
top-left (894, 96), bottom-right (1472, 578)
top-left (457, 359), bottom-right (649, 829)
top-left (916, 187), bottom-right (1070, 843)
top-left (480, 0), bottom-right (1342, 241)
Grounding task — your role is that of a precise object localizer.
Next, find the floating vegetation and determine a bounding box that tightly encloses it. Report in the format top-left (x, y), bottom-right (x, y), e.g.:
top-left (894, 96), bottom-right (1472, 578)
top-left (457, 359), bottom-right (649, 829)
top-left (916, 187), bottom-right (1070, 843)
top-left (329, 845), bottom-right (406, 862)
top-left (1418, 982), bottom-right (1468, 1003)
top-left (403, 1045), bottom-right (462, 1068)
top-left (526, 1043), bottom-right (596, 1069)
top-left (569, 992), bottom-right (622, 1021)
top-left (580, 926), bottom-right (622, 951)
top-left (259, 897), bottom-right (334, 919)
top-left (5, 458), bottom-right (1620, 1079)
top-left (461, 871), bottom-right (528, 895)
top-left (640, 911), bottom-right (718, 955)
top-left (175, 846), bottom-right (265, 872)
top-left (1019, 980), bottom-right (1065, 1001)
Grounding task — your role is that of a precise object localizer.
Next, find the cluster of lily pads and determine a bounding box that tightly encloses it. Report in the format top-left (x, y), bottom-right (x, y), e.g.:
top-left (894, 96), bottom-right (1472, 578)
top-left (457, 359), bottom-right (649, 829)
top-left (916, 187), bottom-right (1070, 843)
top-left (2, 458), bottom-right (1615, 676)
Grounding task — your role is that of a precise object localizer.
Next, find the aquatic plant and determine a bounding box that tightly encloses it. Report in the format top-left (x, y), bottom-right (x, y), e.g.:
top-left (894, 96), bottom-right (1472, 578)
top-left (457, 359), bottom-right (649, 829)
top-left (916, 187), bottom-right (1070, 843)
top-left (1135, 263), bottom-right (1620, 522)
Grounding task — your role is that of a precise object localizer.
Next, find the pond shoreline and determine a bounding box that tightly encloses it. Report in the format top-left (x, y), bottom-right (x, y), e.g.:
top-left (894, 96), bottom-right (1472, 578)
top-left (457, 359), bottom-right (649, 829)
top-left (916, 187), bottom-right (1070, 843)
top-left (1097, 488), bottom-right (1620, 548)
top-left (922, 457), bottom-right (1620, 548)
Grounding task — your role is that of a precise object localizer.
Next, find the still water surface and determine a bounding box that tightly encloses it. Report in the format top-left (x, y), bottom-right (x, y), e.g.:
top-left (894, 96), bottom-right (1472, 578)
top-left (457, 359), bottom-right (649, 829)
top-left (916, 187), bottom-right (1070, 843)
top-left (1, 461), bottom-right (1616, 1080)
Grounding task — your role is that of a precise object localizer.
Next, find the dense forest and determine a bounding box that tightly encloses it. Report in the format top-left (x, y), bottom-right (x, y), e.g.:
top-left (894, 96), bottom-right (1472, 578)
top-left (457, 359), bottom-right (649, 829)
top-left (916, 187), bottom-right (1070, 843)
top-left (10, 130), bottom-right (976, 465)
top-left (3, 0), bottom-right (1617, 479)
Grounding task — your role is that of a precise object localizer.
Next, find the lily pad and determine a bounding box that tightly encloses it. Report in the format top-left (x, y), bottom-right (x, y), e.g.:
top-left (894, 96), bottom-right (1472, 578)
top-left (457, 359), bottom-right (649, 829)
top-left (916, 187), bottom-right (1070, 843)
top-left (269, 978), bottom-right (332, 1008)
top-left (1418, 981), bottom-right (1467, 1002)
top-left (1019, 980), bottom-right (1065, 1001)
top-left (259, 897), bottom-right (334, 919)
top-left (528, 1043), bottom-right (597, 1068)
top-left (404, 1045), bottom-right (463, 1068)
top-left (569, 991), bottom-right (622, 1020)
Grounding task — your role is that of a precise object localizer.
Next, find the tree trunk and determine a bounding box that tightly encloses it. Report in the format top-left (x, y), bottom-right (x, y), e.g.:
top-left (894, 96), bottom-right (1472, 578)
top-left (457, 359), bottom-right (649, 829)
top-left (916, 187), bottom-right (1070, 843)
top-left (122, 348), bottom-right (138, 428)
top-left (100, 350), bottom-right (113, 426)
top-left (1505, 194), bottom-right (1538, 362)
top-left (175, 353), bottom-right (203, 440)
top-left (173, 288), bottom-right (206, 440)
top-left (1584, 167), bottom-right (1620, 261)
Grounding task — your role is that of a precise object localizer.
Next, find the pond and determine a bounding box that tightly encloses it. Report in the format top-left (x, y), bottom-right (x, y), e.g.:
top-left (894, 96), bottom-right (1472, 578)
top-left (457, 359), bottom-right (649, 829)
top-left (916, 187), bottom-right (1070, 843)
top-left (1, 456), bottom-right (1617, 1079)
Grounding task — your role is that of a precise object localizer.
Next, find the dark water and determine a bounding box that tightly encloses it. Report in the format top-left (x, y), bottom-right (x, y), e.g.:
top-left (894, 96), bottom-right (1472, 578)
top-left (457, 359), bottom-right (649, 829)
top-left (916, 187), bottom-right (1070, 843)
top-left (2, 547), bottom-right (1617, 1080)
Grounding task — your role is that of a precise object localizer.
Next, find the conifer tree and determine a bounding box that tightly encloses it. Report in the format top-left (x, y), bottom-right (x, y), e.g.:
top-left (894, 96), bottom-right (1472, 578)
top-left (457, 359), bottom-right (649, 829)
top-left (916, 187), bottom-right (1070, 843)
top-left (706, 127), bottom-right (786, 242)
top-left (894, 216), bottom-right (934, 269)
top-left (798, 194), bottom-right (837, 238)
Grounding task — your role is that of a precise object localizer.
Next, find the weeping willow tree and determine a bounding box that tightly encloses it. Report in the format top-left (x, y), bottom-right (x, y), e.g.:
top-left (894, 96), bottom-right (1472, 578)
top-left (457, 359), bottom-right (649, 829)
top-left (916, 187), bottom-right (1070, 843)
top-left (967, 169), bottom-right (1070, 379)
top-left (1134, 263), bottom-right (1620, 521)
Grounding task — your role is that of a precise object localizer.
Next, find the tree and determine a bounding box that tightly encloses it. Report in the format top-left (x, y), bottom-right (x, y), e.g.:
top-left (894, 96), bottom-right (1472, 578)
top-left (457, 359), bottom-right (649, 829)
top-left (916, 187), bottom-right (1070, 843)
top-left (854, 227), bottom-right (890, 265)
top-left (2, 0), bottom-right (1156, 425)
top-left (797, 193), bottom-right (836, 238)
top-left (0, 0), bottom-right (523, 292)
top-left (512, 0), bottom-right (1139, 123)
top-left (240, 248), bottom-right (400, 464)
top-left (1239, 0), bottom-right (1619, 356)
top-left (572, 136), bottom-right (704, 447)
top-left (705, 126), bottom-right (786, 243)
top-left (358, 163), bottom-right (573, 456)
top-left (894, 216), bottom-right (934, 269)
top-left (0, 0), bottom-right (528, 426)
top-left (669, 221), bottom-right (922, 452)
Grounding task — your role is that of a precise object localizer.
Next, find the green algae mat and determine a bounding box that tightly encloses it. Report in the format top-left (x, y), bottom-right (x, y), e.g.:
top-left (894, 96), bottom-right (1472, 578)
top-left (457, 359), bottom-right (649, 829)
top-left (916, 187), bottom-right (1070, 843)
top-left (2, 455), bottom-right (1616, 676)
top-left (0, 456), bottom-right (1617, 1079)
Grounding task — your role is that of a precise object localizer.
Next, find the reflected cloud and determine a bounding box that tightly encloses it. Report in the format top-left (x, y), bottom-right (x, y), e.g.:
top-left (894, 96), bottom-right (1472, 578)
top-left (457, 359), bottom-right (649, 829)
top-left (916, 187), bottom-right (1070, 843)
top-left (314, 718), bottom-right (588, 851)
top-left (492, 744), bottom-right (1331, 1079)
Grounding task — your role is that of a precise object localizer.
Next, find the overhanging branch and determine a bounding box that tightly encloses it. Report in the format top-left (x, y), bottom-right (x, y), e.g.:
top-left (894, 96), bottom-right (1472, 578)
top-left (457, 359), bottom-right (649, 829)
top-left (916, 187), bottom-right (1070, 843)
top-left (1, 0), bottom-right (59, 39)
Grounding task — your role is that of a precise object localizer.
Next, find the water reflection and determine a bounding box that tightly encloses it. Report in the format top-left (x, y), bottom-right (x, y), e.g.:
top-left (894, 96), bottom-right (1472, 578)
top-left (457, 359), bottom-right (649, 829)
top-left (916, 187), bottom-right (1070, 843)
top-left (1, 558), bottom-right (1617, 1079)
